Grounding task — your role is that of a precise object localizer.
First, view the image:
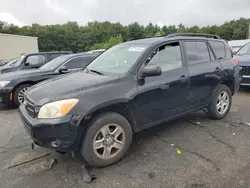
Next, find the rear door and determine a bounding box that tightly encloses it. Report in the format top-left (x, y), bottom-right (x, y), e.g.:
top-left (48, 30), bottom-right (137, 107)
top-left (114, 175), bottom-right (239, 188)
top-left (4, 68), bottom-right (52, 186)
top-left (183, 40), bottom-right (223, 108)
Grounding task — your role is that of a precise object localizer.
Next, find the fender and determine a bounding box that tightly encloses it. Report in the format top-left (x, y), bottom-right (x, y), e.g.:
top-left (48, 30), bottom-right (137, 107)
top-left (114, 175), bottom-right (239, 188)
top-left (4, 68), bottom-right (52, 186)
top-left (85, 98), bottom-right (130, 117)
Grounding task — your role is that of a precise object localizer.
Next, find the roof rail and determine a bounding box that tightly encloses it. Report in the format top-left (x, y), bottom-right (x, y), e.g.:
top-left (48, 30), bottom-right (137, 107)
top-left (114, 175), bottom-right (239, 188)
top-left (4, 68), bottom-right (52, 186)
top-left (166, 33), bottom-right (221, 39)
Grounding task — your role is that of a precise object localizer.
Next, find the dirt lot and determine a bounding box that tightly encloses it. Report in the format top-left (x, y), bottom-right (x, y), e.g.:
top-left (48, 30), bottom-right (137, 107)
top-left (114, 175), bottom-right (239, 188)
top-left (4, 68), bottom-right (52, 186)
top-left (1, 89), bottom-right (250, 188)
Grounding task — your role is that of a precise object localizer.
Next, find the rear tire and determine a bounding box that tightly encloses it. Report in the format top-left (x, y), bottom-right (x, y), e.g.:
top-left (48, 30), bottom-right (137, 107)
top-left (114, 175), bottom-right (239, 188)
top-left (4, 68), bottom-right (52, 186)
top-left (207, 84), bottom-right (232, 119)
top-left (80, 112), bottom-right (133, 167)
top-left (13, 84), bottom-right (32, 106)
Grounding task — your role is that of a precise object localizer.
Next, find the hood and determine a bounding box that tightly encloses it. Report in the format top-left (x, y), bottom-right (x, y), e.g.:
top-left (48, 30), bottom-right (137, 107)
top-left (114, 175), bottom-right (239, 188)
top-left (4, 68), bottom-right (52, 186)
top-left (0, 62), bottom-right (8, 66)
top-left (0, 65), bottom-right (19, 73)
top-left (0, 60), bottom-right (21, 72)
top-left (0, 69), bottom-right (54, 81)
top-left (26, 72), bottom-right (120, 106)
top-left (235, 55), bottom-right (250, 66)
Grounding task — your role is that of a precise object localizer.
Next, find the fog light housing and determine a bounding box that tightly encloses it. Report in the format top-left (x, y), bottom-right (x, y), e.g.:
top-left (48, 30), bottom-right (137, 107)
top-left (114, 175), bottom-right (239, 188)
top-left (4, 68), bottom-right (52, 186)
top-left (51, 139), bottom-right (60, 148)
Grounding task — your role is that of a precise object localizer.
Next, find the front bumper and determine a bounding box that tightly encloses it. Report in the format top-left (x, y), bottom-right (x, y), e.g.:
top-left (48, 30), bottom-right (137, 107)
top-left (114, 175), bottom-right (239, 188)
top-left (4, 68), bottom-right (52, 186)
top-left (0, 89), bottom-right (12, 104)
top-left (19, 104), bottom-right (84, 152)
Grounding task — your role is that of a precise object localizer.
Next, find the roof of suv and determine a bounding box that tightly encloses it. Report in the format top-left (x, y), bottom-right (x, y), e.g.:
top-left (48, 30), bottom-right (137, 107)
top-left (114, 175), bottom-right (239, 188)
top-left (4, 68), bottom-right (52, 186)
top-left (125, 33), bottom-right (225, 45)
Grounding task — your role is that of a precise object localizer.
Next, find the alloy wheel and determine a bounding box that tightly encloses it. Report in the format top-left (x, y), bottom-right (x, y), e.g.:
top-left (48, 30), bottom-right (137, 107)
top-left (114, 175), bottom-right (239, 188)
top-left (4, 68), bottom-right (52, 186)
top-left (17, 87), bottom-right (29, 104)
top-left (216, 91), bottom-right (229, 115)
top-left (93, 123), bottom-right (125, 160)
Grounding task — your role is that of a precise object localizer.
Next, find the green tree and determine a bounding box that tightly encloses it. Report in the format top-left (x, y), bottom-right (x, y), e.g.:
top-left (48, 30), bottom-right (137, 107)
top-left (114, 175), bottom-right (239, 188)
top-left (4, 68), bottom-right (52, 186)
top-left (1, 18), bottom-right (250, 52)
top-left (90, 34), bottom-right (123, 50)
top-left (128, 22), bottom-right (145, 39)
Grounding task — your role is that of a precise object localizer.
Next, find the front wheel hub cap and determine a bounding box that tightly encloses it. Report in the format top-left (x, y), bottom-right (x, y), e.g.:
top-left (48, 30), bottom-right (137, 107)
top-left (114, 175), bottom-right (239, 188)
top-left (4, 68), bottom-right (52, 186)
top-left (93, 123), bottom-right (125, 160)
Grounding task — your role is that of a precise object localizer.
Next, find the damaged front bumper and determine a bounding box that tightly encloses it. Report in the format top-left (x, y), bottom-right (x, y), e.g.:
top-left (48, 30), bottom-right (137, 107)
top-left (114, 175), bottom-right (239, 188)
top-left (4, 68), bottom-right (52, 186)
top-left (19, 104), bottom-right (84, 152)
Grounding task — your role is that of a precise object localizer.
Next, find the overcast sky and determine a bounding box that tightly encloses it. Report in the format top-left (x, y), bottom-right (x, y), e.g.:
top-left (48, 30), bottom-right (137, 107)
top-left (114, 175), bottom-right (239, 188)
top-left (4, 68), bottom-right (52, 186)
top-left (0, 0), bottom-right (250, 27)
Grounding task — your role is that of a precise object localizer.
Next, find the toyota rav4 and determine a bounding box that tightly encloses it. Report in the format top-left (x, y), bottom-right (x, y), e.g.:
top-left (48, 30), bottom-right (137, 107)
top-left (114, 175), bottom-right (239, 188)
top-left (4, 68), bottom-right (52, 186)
top-left (19, 33), bottom-right (240, 167)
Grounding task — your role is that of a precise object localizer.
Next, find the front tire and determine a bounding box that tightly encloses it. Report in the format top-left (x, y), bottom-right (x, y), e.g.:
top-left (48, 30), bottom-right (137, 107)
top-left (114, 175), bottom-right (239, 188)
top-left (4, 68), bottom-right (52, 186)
top-left (80, 112), bottom-right (133, 167)
top-left (13, 84), bottom-right (32, 106)
top-left (207, 84), bottom-right (232, 119)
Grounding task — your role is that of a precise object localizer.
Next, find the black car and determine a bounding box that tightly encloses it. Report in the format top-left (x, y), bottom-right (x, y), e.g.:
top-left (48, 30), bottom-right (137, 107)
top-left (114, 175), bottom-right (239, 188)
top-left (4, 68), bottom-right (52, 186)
top-left (0, 53), bottom-right (97, 106)
top-left (0, 51), bottom-right (72, 74)
top-left (233, 42), bottom-right (250, 86)
top-left (19, 33), bottom-right (240, 167)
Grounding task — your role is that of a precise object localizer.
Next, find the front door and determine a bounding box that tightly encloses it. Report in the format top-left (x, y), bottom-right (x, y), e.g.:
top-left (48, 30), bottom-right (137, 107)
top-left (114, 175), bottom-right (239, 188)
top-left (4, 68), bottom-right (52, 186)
top-left (23, 54), bottom-right (46, 69)
top-left (132, 41), bottom-right (190, 129)
top-left (183, 40), bottom-right (223, 108)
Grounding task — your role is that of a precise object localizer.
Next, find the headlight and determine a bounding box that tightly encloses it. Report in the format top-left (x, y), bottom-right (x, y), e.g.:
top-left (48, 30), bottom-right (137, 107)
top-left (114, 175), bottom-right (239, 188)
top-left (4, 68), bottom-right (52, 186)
top-left (38, 99), bottom-right (79, 119)
top-left (0, 81), bottom-right (10, 89)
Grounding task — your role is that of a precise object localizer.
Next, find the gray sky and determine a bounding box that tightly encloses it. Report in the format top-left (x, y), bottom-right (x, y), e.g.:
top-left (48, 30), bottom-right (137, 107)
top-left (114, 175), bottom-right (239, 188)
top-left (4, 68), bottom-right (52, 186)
top-left (0, 0), bottom-right (250, 27)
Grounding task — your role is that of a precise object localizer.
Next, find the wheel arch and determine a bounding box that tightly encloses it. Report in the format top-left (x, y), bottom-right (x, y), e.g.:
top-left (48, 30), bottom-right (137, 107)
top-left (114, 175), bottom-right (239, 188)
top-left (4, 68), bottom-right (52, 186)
top-left (84, 101), bottom-right (138, 133)
top-left (12, 81), bottom-right (35, 93)
top-left (75, 100), bottom-right (138, 150)
top-left (220, 78), bottom-right (234, 95)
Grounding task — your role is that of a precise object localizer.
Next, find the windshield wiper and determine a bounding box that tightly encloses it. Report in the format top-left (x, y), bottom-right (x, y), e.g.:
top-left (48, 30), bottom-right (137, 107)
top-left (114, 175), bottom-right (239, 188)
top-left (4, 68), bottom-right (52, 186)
top-left (89, 69), bottom-right (104, 75)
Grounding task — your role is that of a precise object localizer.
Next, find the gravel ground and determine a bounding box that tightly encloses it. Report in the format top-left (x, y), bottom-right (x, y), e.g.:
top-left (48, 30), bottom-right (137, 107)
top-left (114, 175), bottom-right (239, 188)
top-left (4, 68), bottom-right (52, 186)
top-left (0, 88), bottom-right (250, 188)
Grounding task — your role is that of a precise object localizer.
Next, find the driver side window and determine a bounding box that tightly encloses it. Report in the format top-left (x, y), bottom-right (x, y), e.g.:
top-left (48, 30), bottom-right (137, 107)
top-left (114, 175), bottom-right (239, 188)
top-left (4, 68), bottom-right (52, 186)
top-left (147, 42), bottom-right (183, 72)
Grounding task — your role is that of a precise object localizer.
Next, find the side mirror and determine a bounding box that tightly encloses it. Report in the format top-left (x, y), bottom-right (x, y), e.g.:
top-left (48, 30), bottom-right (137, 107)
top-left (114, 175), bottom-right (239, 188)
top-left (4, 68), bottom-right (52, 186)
top-left (24, 61), bottom-right (30, 66)
top-left (141, 64), bottom-right (162, 77)
top-left (58, 66), bottom-right (68, 73)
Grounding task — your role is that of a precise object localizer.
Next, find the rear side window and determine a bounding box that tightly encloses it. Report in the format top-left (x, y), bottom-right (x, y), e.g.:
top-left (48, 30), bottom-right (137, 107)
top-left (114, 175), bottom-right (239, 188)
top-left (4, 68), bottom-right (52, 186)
top-left (49, 54), bottom-right (61, 60)
top-left (184, 41), bottom-right (210, 65)
top-left (209, 41), bottom-right (226, 59)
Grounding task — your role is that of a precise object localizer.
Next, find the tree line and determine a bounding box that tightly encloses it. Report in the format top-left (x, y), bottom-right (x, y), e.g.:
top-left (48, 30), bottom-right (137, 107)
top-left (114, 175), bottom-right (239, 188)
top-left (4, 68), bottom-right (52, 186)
top-left (0, 17), bottom-right (249, 52)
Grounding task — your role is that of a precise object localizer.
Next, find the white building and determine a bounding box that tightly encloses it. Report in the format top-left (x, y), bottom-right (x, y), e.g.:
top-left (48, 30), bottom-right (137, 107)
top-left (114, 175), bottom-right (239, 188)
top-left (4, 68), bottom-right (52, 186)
top-left (0, 33), bottom-right (38, 60)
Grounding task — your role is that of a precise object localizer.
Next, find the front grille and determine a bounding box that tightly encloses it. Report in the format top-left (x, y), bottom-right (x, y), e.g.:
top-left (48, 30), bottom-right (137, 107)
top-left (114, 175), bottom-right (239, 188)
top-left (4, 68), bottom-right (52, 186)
top-left (240, 66), bottom-right (250, 75)
top-left (25, 102), bottom-right (36, 118)
top-left (24, 97), bottom-right (37, 118)
top-left (242, 78), bottom-right (250, 84)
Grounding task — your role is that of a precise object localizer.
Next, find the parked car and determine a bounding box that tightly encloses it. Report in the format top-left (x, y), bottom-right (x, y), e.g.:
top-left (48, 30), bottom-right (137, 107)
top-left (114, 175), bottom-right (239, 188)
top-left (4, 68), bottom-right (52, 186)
top-left (0, 51), bottom-right (72, 74)
top-left (0, 59), bottom-right (17, 66)
top-left (0, 53), bottom-right (97, 106)
top-left (19, 33), bottom-right (240, 167)
top-left (233, 42), bottom-right (250, 86)
top-left (228, 39), bottom-right (250, 54)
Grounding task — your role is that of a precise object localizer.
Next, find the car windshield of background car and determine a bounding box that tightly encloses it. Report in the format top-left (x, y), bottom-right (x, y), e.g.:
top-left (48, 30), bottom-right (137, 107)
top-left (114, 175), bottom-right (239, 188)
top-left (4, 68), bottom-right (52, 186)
top-left (39, 56), bottom-right (70, 70)
top-left (11, 55), bottom-right (25, 67)
top-left (236, 43), bottom-right (250, 55)
top-left (86, 43), bottom-right (149, 74)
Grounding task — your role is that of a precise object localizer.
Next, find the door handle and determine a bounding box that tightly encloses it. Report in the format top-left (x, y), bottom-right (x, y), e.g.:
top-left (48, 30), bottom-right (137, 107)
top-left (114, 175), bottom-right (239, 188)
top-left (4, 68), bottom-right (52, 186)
top-left (179, 75), bottom-right (187, 83)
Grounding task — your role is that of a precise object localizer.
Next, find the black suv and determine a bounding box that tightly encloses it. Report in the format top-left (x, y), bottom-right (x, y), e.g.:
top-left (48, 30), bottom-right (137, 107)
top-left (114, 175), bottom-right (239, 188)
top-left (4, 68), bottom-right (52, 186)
top-left (0, 53), bottom-right (97, 106)
top-left (0, 51), bottom-right (72, 74)
top-left (19, 33), bottom-right (240, 167)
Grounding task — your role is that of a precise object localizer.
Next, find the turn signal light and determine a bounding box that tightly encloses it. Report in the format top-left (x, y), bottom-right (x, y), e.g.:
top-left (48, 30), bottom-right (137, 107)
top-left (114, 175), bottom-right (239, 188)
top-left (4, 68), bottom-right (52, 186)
top-left (232, 58), bottom-right (239, 64)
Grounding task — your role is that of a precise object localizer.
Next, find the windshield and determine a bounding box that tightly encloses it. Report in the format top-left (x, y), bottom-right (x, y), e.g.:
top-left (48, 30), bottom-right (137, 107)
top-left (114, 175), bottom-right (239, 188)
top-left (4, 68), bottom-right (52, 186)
top-left (40, 56), bottom-right (69, 70)
top-left (8, 59), bottom-right (17, 66)
top-left (86, 43), bottom-right (148, 74)
top-left (11, 56), bottom-right (25, 67)
top-left (236, 43), bottom-right (250, 55)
